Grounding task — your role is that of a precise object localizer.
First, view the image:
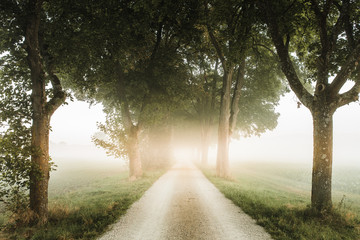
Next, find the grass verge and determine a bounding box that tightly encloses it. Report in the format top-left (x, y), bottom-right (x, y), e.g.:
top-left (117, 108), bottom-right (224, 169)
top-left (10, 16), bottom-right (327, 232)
top-left (201, 165), bottom-right (360, 240)
top-left (1, 170), bottom-right (164, 240)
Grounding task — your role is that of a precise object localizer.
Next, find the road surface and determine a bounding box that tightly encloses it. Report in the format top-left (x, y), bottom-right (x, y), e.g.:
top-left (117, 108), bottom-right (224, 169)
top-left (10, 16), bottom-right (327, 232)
top-left (98, 160), bottom-right (272, 240)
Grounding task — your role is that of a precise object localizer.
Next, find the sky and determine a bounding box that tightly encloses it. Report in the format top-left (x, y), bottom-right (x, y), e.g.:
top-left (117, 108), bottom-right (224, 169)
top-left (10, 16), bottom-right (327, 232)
top-left (50, 91), bottom-right (360, 167)
top-left (229, 92), bottom-right (360, 167)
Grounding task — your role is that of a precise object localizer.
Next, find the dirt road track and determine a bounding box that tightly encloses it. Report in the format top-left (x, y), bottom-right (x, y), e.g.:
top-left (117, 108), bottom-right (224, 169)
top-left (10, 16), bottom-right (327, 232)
top-left (98, 160), bottom-right (272, 240)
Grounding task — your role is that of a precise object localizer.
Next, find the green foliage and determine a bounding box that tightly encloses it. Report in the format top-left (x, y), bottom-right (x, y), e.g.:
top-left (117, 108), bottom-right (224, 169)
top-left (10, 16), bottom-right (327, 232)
top-left (92, 112), bottom-right (128, 159)
top-left (203, 0), bottom-right (286, 138)
top-left (261, 0), bottom-right (360, 88)
top-left (236, 46), bottom-right (285, 137)
top-left (58, 0), bottom-right (202, 161)
top-left (0, 53), bottom-right (32, 214)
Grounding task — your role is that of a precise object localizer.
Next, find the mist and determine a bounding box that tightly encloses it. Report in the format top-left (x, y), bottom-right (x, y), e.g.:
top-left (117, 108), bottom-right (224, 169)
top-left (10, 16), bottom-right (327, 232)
top-left (49, 92), bottom-right (360, 172)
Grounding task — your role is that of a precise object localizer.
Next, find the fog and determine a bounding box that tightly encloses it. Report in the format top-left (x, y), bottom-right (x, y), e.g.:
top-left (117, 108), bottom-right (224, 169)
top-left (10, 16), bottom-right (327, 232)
top-left (50, 92), bottom-right (360, 171)
top-left (230, 93), bottom-right (360, 168)
top-left (49, 142), bottom-right (122, 170)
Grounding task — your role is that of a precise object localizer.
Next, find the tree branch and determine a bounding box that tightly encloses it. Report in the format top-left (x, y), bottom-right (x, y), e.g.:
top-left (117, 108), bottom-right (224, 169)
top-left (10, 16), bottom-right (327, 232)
top-left (207, 28), bottom-right (227, 72)
top-left (329, 40), bottom-right (360, 95)
top-left (310, 0), bottom-right (331, 85)
top-left (45, 71), bottom-right (66, 117)
top-left (229, 57), bottom-right (245, 135)
top-left (210, 59), bottom-right (219, 113)
top-left (115, 65), bottom-right (134, 131)
top-left (263, 1), bottom-right (314, 109)
top-left (121, 102), bottom-right (134, 131)
top-left (42, 45), bottom-right (66, 117)
top-left (137, 93), bottom-right (149, 130)
top-left (150, 22), bottom-right (163, 62)
top-left (329, 0), bottom-right (348, 53)
top-left (335, 81), bottom-right (360, 108)
top-left (252, 43), bottom-right (276, 56)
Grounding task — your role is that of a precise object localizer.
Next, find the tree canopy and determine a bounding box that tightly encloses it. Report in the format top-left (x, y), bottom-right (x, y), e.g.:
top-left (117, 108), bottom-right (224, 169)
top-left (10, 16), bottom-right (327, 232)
top-left (2, 0), bottom-right (356, 225)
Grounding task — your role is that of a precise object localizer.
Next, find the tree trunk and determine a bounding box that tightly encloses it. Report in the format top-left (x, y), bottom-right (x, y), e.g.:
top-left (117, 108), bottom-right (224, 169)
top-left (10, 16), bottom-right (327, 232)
top-left (116, 65), bottom-right (143, 180)
top-left (200, 92), bottom-right (211, 166)
top-left (128, 125), bottom-right (142, 180)
top-left (200, 61), bottom-right (218, 166)
top-left (216, 69), bottom-right (233, 177)
top-left (200, 124), bottom-right (210, 165)
top-left (229, 59), bottom-right (245, 136)
top-left (311, 106), bottom-right (334, 212)
top-left (25, 0), bottom-right (49, 224)
top-left (29, 113), bottom-right (50, 223)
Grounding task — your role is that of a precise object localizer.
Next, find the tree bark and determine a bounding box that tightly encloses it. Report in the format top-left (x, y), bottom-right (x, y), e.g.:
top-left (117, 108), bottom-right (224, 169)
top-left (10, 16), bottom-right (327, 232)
top-left (229, 59), bottom-right (245, 136)
top-left (116, 67), bottom-right (143, 180)
top-left (200, 60), bottom-right (218, 166)
top-left (200, 124), bottom-right (210, 165)
top-left (128, 125), bottom-right (142, 180)
top-left (120, 102), bottom-right (143, 180)
top-left (25, 0), bottom-right (49, 224)
top-left (216, 68), bottom-right (233, 177)
top-left (25, 0), bottom-right (66, 223)
top-left (29, 114), bottom-right (50, 224)
top-left (311, 105), bottom-right (334, 212)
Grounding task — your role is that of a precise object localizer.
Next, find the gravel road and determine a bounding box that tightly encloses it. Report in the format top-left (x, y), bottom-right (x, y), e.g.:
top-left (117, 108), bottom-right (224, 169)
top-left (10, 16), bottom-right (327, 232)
top-left (98, 160), bottom-right (272, 240)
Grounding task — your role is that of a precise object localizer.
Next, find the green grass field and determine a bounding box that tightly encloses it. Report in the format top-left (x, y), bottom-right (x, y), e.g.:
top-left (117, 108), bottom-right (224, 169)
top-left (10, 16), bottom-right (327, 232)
top-left (202, 161), bottom-right (360, 240)
top-left (0, 160), bottom-right (165, 240)
top-left (2, 159), bottom-right (359, 239)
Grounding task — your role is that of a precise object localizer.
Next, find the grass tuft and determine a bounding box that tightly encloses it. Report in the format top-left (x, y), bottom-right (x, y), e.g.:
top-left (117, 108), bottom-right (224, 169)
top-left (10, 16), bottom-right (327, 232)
top-left (1, 169), bottom-right (165, 240)
top-left (202, 165), bottom-right (360, 240)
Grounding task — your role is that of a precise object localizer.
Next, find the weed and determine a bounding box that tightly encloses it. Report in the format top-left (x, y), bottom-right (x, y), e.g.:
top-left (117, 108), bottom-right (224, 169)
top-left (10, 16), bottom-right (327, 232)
top-left (1, 168), bottom-right (165, 239)
top-left (201, 164), bottom-right (360, 240)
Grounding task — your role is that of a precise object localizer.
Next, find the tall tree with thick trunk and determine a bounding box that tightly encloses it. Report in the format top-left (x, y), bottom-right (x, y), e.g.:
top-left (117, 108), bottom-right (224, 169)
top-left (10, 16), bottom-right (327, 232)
top-left (200, 72), bottom-right (218, 165)
top-left (119, 91), bottom-right (143, 180)
top-left (198, 0), bottom-right (284, 177)
top-left (215, 66), bottom-right (234, 177)
top-left (25, 0), bottom-right (66, 222)
top-left (204, 0), bottom-right (254, 177)
top-left (197, 59), bottom-right (219, 165)
top-left (0, 0), bottom-right (66, 222)
top-left (261, 0), bottom-right (360, 212)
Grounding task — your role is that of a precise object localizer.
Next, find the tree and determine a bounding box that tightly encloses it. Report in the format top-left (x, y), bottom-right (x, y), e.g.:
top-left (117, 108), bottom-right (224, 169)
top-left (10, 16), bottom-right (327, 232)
top-left (197, 60), bottom-right (220, 165)
top-left (260, 0), bottom-right (360, 212)
top-left (203, 0), bottom-right (284, 177)
top-left (64, 0), bottom-right (199, 179)
top-left (181, 52), bottom-right (220, 165)
top-left (0, 0), bottom-right (67, 223)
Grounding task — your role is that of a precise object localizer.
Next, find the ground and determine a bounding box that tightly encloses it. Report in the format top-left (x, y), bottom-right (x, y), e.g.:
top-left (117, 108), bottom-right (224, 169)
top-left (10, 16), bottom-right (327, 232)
top-left (98, 160), bottom-right (272, 240)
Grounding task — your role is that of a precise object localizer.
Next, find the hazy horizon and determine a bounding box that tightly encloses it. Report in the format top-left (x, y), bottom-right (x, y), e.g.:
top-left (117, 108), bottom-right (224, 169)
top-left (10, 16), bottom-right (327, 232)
top-left (50, 91), bottom-right (360, 169)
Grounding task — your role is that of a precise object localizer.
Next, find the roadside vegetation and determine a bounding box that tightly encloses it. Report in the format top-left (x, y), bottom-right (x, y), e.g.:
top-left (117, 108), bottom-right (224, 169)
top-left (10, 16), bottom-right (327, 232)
top-left (0, 164), bottom-right (164, 240)
top-left (202, 162), bottom-right (360, 240)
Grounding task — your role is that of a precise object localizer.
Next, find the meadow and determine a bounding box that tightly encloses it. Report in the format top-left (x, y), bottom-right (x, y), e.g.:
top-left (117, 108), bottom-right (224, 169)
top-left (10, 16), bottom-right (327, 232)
top-left (202, 161), bottom-right (360, 240)
top-left (0, 158), bottom-right (164, 240)
top-left (1, 158), bottom-right (359, 239)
